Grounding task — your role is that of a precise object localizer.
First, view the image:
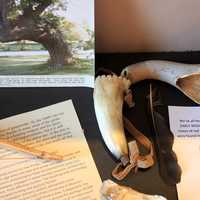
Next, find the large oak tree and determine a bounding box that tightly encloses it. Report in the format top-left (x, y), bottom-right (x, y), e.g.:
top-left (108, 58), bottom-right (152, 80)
top-left (0, 0), bottom-right (72, 68)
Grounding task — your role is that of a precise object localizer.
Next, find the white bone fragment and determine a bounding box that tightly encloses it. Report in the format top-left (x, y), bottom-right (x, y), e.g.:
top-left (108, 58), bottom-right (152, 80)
top-left (121, 60), bottom-right (200, 104)
top-left (100, 180), bottom-right (167, 200)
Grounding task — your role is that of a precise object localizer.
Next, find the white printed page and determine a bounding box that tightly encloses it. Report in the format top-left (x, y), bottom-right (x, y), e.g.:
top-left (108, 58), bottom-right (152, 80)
top-left (168, 106), bottom-right (200, 200)
top-left (0, 100), bottom-right (102, 200)
top-left (0, 75), bottom-right (94, 88)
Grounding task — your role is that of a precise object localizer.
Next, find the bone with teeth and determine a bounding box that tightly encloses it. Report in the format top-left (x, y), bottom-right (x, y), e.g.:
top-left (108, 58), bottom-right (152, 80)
top-left (93, 75), bottom-right (131, 163)
top-left (100, 180), bottom-right (167, 200)
top-left (121, 60), bottom-right (200, 104)
top-left (93, 75), bottom-right (154, 180)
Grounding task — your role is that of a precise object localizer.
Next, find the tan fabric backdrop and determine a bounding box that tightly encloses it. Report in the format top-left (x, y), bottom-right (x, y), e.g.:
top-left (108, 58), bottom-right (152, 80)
top-left (95, 0), bottom-right (200, 52)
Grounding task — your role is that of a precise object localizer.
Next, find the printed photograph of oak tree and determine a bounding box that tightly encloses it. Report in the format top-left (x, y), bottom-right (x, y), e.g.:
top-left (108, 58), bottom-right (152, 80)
top-left (0, 0), bottom-right (94, 75)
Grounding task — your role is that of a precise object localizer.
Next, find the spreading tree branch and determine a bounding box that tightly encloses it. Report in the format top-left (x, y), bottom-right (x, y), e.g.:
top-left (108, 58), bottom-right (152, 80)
top-left (23, 0), bottom-right (53, 17)
top-left (34, 0), bottom-right (53, 15)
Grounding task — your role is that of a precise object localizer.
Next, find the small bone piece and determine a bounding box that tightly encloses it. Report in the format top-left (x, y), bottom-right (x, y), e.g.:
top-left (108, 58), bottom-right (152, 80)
top-left (121, 60), bottom-right (200, 104)
top-left (100, 180), bottom-right (167, 200)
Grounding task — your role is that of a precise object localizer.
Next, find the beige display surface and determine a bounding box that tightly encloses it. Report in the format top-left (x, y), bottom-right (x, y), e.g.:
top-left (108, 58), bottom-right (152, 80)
top-left (0, 100), bottom-right (102, 200)
top-left (96, 0), bottom-right (200, 52)
top-left (169, 106), bottom-right (200, 200)
top-left (173, 139), bottom-right (200, 200)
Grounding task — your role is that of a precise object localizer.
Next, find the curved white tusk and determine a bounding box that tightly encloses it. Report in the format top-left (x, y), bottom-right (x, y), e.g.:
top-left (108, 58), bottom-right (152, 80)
top-left (93, 75), bottom-right (131, 163)
top-left (121, 60), bottom-right (200, 104)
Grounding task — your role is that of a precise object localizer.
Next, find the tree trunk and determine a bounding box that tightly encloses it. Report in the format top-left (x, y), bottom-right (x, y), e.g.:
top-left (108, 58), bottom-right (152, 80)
top-left (0, 25), bottom-right (73, 68)
top-left (0, 3), bottom-right (72, 68)
top-left (40, 32), bottom-right (72, 68)
top-left (0, 0), bottom-right (13, 26)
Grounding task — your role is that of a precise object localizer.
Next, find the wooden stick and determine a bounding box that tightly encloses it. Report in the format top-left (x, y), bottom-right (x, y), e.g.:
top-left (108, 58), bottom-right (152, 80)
top-left (0, 139), bottom-right (63, 160)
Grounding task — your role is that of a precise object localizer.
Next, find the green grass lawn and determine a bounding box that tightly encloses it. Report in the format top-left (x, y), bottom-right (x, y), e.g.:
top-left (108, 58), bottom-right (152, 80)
top-left (0, 55), bottom-right (94, 75)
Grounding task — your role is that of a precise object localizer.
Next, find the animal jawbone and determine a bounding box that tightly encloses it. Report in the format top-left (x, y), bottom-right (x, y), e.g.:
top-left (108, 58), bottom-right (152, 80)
top-left (121, 60), bottom-right (200, 104)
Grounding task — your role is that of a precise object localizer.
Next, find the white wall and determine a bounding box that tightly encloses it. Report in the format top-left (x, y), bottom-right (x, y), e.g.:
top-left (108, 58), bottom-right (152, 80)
top-left (95, 0), bottom-right (200, 52)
